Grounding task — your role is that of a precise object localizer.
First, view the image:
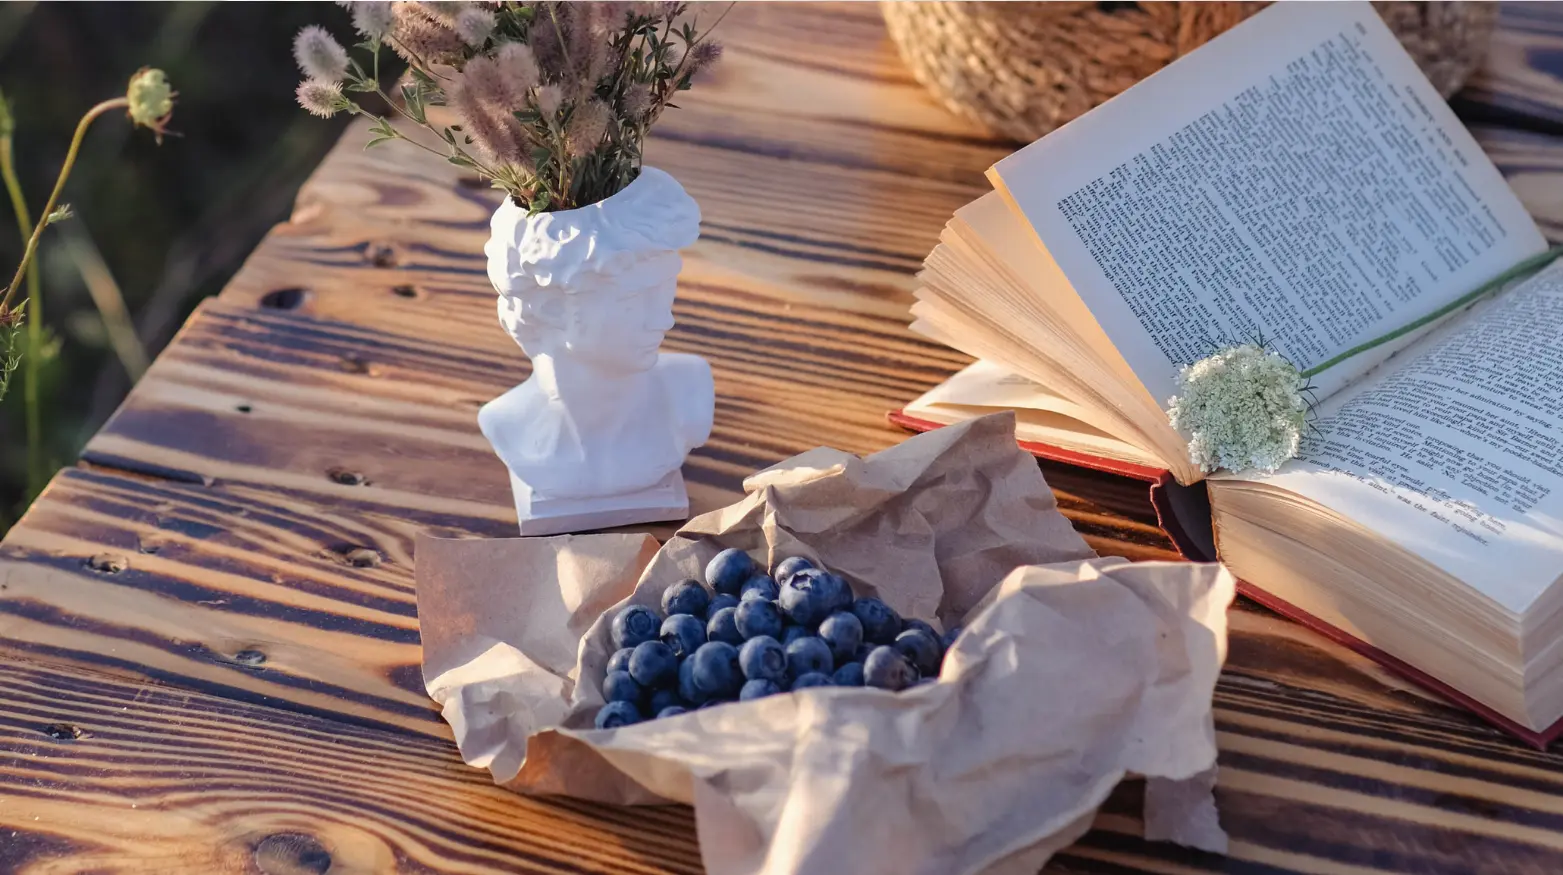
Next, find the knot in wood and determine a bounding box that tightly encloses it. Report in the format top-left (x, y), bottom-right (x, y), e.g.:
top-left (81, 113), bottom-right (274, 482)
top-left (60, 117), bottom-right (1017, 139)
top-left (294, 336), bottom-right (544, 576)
top-left (365, 241), bottom-right (399, 268)
top-left (327, 468), bottom-right (368, 486)
top-left (86, 553), bottom-right (128, 574)
top-left (42, 723), bottom-right (83, 741)
top-left (259, 287), bottom-right (308, 310)
top-left (233, 649), bottom-right (267, 667)
top-left (255, 833), bottom-right (332, 875)
top-left (344, 548), bottom-right (382, 568)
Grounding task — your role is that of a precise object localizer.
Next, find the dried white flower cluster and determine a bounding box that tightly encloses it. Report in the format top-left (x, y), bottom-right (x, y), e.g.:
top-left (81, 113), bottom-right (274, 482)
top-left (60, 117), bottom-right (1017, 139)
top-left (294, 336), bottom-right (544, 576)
top-left (1165, 344), bottom-right (1308, 475)
top-left (295, 1), bottom-right (727, 213)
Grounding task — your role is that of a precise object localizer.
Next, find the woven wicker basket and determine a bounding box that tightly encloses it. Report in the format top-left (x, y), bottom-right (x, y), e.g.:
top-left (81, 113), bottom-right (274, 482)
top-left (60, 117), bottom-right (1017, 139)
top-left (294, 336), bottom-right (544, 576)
top-left (882, 1), bottom-right (1498, 143)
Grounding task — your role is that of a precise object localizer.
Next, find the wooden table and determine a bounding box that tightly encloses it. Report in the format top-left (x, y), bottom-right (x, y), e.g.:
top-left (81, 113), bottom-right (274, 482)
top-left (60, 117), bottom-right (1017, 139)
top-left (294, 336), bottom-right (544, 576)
top-left (7, 4), bottom-right (1563, 872)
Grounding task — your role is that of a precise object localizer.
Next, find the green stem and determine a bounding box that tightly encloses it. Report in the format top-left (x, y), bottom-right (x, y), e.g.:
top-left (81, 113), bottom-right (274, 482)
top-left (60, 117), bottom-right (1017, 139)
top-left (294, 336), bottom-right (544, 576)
top-left (1300, 245), bottom-right (1563, 378)
top-left (0, 97), bottom-right (127, 312)
top-left (0, 110), bottom-right (44, 496)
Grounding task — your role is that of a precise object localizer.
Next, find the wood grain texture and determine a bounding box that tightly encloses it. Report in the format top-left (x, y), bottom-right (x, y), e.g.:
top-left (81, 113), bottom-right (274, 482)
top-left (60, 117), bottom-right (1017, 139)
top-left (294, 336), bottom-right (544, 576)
top-left (6, 2), bottom-right (1563, 872)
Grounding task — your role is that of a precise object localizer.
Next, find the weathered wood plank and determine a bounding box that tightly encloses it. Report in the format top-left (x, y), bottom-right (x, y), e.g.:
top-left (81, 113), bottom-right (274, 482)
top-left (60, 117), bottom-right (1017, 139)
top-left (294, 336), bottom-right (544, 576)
top-left (7, 615), bottom-right (1563, 875)
top-left (0, 655), bottom-right (704, 875)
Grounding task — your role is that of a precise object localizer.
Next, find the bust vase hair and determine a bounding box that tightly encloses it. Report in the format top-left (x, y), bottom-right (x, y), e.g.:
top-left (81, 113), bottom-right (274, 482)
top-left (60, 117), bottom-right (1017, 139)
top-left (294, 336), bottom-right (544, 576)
top-left (479, 167), bottom-right (713, 534)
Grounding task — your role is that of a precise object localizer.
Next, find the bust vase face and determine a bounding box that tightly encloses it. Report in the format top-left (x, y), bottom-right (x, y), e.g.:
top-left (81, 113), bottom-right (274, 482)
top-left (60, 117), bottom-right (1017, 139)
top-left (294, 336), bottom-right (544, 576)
top-left (509, 251), bottom-right (682, 376)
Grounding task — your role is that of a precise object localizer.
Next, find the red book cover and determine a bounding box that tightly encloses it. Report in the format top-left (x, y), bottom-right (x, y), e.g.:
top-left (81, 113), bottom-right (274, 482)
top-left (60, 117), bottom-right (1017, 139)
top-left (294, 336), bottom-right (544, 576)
top-left (889, 409), bottom-right (1563, 749)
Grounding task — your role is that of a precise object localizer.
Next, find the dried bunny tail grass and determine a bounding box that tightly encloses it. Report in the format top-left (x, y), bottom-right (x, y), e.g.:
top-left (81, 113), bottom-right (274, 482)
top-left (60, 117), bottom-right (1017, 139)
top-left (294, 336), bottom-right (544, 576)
top-left (349, 1), bottom-right (395, 41)
top-left (529, 10), bottom-right (566, 81)
top-left (565, 99), bottom-right (611, 158)
top-left (389, 2), bottom-right (466, 66)
top-left (535, 83), bottom-right (563, 119)
top-left (454, 5), bottom-right (496, 47)
top-left (413, 1), bottom-right (468, 27)
top-left (296, 79), bottom-right (345, 118)
top-left (294, 24), bottom-right (350, 82)
top-left (461, 55), bottom-right (525, 113)
top-left (621, 82), bottom-right (652, 121)
top-left (448, 77), bottom-right (525, 166)
top-left (494, 42), bottom-right (540, 95)
top-left (688, 41), bottom-right (723, 77)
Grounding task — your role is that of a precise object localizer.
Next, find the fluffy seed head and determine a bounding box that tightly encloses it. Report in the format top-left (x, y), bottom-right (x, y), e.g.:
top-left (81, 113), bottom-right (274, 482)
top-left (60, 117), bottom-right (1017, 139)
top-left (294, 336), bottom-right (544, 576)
top-left (453, 6), bottom-right (495, 46)
top-left (448, 79), bottom-right (523, 165)
top-left (389, 3), bottom-right (466, 65)
top-left (293, 24), bottom-right (350, 82)
top-left (296, 78), bottom-right (344, 118)
top-left (461, 55), bottom-right (521, 111)
top-left (688, 41), bottom-right (723, 77)
top-left (621, 83), bottom-right (652, 120)
top-left (494, 42), bottom-right (540, 95)
top-left (1165, 343), bottom-right (1308, 474)
top-left (349, 1), bottom-right (395, 41)
top-left (565, 99), bottom-right (610, 157)
top-left (535, 83), bottom-right (562, 118)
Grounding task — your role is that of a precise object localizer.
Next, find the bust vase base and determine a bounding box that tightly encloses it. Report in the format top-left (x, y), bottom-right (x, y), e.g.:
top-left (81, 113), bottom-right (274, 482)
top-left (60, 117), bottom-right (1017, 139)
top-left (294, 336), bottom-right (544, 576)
top-left (510, 469), bottom-right (690, 537)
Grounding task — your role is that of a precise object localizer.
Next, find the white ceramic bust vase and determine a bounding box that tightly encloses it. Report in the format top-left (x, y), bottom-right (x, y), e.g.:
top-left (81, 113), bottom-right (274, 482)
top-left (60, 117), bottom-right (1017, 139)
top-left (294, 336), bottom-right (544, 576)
top-left (479, 167), bottom-right (713, 536)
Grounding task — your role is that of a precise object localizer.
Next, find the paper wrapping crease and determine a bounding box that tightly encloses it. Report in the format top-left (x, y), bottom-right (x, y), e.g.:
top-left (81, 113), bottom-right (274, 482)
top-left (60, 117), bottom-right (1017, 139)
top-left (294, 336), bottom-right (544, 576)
top-left (418, 414), bottom-right (1233, 873)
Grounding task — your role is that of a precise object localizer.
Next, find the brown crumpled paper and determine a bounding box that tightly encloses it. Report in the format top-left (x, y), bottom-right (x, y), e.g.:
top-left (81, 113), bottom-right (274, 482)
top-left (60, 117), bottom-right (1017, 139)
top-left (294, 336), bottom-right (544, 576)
top-left (417, 413), bottom-right (1234, 873)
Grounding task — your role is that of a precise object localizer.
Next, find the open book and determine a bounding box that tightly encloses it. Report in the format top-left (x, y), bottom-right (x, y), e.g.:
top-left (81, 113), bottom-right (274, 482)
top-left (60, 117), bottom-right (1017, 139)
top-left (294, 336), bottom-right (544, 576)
top-left (902, 1), bottom-right (1563, 741)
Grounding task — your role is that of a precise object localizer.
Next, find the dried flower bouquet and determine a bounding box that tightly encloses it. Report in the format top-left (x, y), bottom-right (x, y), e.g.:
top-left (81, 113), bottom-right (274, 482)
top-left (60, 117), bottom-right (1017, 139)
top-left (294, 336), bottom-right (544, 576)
top-left (295, 1), bottom-right (726, 213)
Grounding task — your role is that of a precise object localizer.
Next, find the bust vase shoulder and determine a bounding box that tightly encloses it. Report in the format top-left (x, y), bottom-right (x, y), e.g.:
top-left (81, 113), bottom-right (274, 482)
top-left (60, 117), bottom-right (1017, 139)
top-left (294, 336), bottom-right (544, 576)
top-left (478, 167), bottom-right (714, 535)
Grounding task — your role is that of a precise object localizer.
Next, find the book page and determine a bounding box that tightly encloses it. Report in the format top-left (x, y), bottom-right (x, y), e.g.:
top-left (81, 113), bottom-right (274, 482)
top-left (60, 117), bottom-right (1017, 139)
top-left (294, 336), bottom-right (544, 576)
top-left (991, 1), bottom-right (1546, 405)
top-left (1240, 261), bottom-right (1563, 614)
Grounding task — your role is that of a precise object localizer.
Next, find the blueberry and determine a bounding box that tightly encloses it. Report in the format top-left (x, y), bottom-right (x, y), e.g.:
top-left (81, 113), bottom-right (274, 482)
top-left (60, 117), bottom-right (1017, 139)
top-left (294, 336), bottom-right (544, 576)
top-left (705, 548), bottom-right (756, 596)
top-left (818, 611), bottom-right (863, 663)
top-left (852, 643), bottom-right (875, 663)
top-left (627, 641), bottom-right (679, 689)
top-left (707, 606), bottom-right (744, 646)
top-left (661, 614), bottom-right (707, 658)
top-left (739, 635), bottom-right (787, 684)
top-left (740, 678), bottom-right (784, 700)
top-left (778, 571), bottom-right (835, 627)
top-left (690, 641), bottom-right (743, 699)
top-left (699, 699), bottom-right (725, 709)
top-left (678, 658), bottom-right (709, 705)
top-left (941, 625), bottom-right (963, 653)
top-left (864, 646), bottom-right (918, 691)
top-left (785, 636), bottom-right (834, 681)
top-left (611, 604), bottom-right (662, 650)
top-left (735, 598), bottom-right (785, 640)
top-left (851, 597), bottom-right (901, 645)
top-left (781, 625), bottom-right (812, 647)
top-left (606, 647), bottom-right (634, 675)
top-left (791, 672), bottom-right (833, 690)
top-left (708, 593), bottom-right (741, 616)
top-left (603, 670), bottom-right (643, 705)
top-left (831, 662), bottom-right (865, 686)
top-left (657, 705), bottom-right (689, 719)
top-left (893, 628), bottom-right (943, 677)
top-left (662, 579), bottom-right (712, 618)
top-left (903, 618), bottom-right (939, 639)
top-left (595, 700), bottom-right (643, 728)
top-left (648, 688), bottom-right (682, 715)
top-left (771, 555), bottom-right (815, 585)
top-left (817, 572), bottom-right (854, 613)
top-left (739, 573), bottom-right (780, 602)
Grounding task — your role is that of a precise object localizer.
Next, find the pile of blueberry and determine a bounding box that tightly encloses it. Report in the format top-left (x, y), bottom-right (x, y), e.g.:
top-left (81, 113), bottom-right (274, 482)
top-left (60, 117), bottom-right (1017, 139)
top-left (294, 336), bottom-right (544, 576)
top-left (595, 548), bottom-right (960, 728)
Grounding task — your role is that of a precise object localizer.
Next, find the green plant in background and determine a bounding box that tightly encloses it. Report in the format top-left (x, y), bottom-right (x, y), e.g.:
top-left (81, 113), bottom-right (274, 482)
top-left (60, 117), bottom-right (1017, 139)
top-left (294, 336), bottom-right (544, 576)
top-left (295, 1), bottom-right (726, 214)
top-left (0, 68), bottom-right (173, 495)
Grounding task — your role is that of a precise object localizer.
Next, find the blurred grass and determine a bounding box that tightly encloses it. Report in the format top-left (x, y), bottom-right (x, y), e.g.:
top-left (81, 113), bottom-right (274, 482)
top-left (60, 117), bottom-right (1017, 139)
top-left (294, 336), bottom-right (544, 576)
top-left (0, 2), bottom-right (355, 529)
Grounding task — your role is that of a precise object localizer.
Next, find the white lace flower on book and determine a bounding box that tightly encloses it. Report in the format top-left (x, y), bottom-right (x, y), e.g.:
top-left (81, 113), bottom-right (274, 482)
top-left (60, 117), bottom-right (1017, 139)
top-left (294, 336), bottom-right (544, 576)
top-left (1166, 344), bottom-right (1307, 475)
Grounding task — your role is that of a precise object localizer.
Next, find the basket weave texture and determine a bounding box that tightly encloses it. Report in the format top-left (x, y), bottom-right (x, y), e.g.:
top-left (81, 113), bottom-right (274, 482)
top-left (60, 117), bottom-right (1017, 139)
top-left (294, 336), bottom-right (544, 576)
top-left (881, 1), bottom-right (1499, 143)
